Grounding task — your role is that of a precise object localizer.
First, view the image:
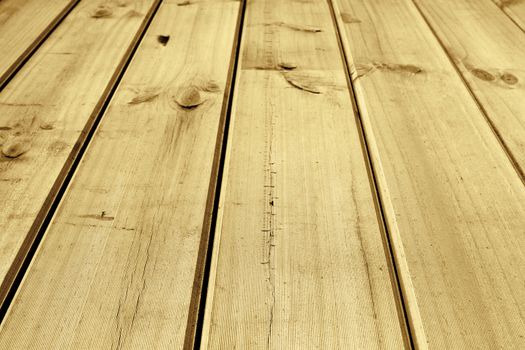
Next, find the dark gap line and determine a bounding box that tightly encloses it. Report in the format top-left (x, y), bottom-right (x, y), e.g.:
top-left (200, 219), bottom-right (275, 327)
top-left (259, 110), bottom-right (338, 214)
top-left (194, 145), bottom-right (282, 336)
top-left (0, 0), bottom-right (164, 323)
top-left (409, 0), bottom-right (525, 185)
top-left (326, 0), bottom-right (416, 348)
top-left (184, 0), bottom-right (247, 348)
top-left (491, 1), bottom-right (525, 35)
top-left (0, 0), bottom-right (81, 91)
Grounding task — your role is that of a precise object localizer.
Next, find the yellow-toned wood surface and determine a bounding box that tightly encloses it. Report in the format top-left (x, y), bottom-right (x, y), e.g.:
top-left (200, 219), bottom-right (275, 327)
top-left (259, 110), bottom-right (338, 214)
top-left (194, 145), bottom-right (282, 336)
top-left (0, 0), bottom-right (78, 86)
top-left (492, 0), bottom-right (525, 30)
top-left (201, 0), bottom-right (408, 348)
top-left (0, 1), bottom-right (240, 349)
top-left (0, 0), bottom-right (524, 348)
top-left (413, 0), bottom-right (525, 178)
top-left (333, 0), bottom-right (525, 348)
top-left (0, 0), bottom-right (159, 306)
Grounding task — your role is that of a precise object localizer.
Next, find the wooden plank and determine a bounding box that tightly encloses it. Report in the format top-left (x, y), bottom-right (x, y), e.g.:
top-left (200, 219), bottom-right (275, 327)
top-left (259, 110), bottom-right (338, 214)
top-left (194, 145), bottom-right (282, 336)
top-left (332, 0), bottom-right (525, 348)
top-left (0, 1), bottom-right (241, 349)
top-left (201, 0), bottom-right (408, 348)
top-left (0, 0), bottom-right (78, 87)
top-left (0, 0), bottom-right (160, 307)
top-left (492, 0), bottom-right (525, 30)
top-left (412, 0), bottom-right (525, 178)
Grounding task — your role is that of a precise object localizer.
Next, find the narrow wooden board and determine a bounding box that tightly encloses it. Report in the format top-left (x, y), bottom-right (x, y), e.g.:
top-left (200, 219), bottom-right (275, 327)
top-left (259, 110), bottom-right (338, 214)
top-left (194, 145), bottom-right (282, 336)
top-left (0, 1), bottom-right (241, 349)
top-left (412, 0), bottom-right (525, 179)
top-left (0, 0), bottom-right (160, 307)
top-left (492, 0), bottom-right (525, 30)
top-left (201, 0), bottom-right (408, 348)
top-left (0, 0), bottom-right (78, 87)
top-left (332, 0), bottom-right (525, 348)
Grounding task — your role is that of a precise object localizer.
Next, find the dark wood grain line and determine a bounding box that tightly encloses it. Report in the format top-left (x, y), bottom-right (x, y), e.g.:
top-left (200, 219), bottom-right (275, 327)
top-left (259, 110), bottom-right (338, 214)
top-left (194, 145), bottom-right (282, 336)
top-left (0, 0), bottom-right (80, 90)
top-left (183, 1), bottom-right (247, 348)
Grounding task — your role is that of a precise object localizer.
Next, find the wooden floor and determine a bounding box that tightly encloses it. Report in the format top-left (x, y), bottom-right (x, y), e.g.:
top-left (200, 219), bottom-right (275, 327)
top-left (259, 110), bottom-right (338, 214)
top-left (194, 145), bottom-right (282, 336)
top-left (0, 0), bottom-right (524, 349)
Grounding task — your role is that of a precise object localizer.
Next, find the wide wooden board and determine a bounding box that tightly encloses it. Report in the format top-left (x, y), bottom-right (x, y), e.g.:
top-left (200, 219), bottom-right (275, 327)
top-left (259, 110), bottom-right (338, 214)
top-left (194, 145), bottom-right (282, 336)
top-left (0, 0), bottom-right (240, 349)
top-left (332, 0), bottom-right (525, 348)
top-left (0, 0), bottom-right (159, 307)
top-left (0, 0), bottom-right (78, 87)
top-left (413, 0), bottom-right (525, 179)
top-left (201, 0), bottom-right (408, 348)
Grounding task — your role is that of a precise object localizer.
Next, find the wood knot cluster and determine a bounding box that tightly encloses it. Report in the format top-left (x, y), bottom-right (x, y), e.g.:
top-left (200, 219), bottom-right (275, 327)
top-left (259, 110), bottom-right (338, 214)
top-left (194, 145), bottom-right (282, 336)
top-left (1, 136), bottom-right (31, 158)
top-left (500, 73), bottom-right (518, 85)
top-left (468, 67), bottom-right (520, 86)
top-left (157, 35), bottom-right (170, 46)
top-left (92, 6), bottom-right (112, 19)
top-left (201, 80), bottom-right (221, 92)
top-left (174, 86), bottom-right (204, 108)
top-left (278, 62), bottom-right (297, 70)
top-left (341, 13), bottom-right (361, 24)
top-left (471, 68), bottom-right (495, 81)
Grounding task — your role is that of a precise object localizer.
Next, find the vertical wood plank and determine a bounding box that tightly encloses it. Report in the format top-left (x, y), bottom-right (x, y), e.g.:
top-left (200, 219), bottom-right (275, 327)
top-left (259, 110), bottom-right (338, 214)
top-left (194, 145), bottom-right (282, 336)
top-left (201, 0), bottom-right (408, 348)
top-left (0, 0), bottom-right (160, 307)
top-left (0, 1), bottom-right (241, 348)
top-left (412, 0), bottom-right (525, 178)
top-left (332, 0), bottom-right (525, 348)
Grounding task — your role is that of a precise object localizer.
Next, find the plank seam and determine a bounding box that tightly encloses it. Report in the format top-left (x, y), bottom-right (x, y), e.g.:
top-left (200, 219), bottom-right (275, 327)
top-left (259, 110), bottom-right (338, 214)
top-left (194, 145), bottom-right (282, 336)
top-left (0, 0), bottom-right (81, 91)
top-left (326, 0), bottom-right (416, 348)
top-left (183, 0), bottom-right (247, 348)
top-left (0, 0), bottom-right (165, 323)
top-left (409, 0), bottom-right (525, 185)
top-left (490, 0), bottom-right (525, 34)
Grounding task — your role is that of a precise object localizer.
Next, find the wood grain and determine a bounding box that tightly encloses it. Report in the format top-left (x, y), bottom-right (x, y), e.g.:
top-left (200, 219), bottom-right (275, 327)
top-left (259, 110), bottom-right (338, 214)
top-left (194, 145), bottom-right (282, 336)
top-left (0, 0), bottom-right (78, 87)
top-left (0, 0), bottom-right (240, 349)
top-left (201, 0), bottom-right (408, 348)
top-left (332, 0), bottom-right (525, 348)
top-left (412, 0), bottom-right (525, 179)
top-left (0, 0), bottom-right (160, 307)
top-left (491, 0), bottom-right (525, 31)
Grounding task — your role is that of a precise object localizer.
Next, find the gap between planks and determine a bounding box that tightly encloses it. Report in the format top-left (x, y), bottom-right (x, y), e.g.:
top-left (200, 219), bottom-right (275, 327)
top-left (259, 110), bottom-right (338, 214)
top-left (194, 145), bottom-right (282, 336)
top-left (0, 0), bottom-right (80, 90)
top-left (326, 0), bottom-right (416, 348)
top-left (331, 0), bottom-right (525, 348)
top-left (491, 0), bottom-right (525, 32)
top-left (183, 0), bottom-right (247, 348)
top-left (408, 0), bottom-right (525, 185)
top-left (201, 0), bottom-right (409, 347)
top-left (0, 0), bottom-right (164, 319)
top-left (0, 1), bottom-right (243, 348)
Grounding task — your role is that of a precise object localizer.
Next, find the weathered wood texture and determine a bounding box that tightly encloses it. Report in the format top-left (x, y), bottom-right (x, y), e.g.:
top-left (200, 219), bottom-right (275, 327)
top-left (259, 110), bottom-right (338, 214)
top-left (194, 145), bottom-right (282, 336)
top-left (333, 0), bottom-right (525, 348)
top-left (0, 0), bottom-right (240, 349)
top-left (492, 0), bottom-right (525, 30)
top-left (0, 0), bottom-right (159, 307)
top-left (413, 0), bottom-right (525, 178)
top-left (202, 0), bottom-right (408, 348)
top-left (0, 0), bottom-right (78, 86)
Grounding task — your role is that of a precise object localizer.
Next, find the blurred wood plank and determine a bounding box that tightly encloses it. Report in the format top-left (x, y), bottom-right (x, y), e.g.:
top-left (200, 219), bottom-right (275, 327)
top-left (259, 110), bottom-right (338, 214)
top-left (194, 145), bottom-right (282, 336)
top-left (0, 1), bottom-right (241, 348)
top-left (0, 0), bottom-right (78, 87)
top-left (0, 0), bottom-right (160, 307)
top-left (201, 0), bottom-right (408, 348)
top-left (413, 0), bottom-right (525, 178)
top-left (492, 0), bottom-right (525, 30)
top-left (332, 0), bottom-right (525, 348)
